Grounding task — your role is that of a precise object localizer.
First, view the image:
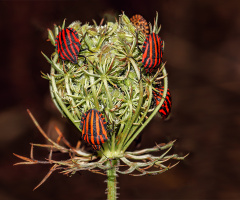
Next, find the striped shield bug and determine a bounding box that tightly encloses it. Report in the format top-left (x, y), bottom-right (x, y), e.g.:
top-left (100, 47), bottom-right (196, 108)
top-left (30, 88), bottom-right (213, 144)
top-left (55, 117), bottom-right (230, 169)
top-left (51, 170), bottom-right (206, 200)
top-left (142, 33), bottom-right (163, 73)
top-left (152, 86), bottom-right (172, 120)
top-left (55, 27), bottom-right (81, 64)
top-left (80, 109), bottom-right (109, 150)
top-left (130, 14), bottom-right (150, 36)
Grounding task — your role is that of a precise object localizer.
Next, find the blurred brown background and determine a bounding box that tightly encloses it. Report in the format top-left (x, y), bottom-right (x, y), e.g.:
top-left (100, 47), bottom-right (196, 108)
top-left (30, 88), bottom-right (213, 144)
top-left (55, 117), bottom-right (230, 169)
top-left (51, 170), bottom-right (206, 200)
top-left (1, 0), bottom-right (240, 199)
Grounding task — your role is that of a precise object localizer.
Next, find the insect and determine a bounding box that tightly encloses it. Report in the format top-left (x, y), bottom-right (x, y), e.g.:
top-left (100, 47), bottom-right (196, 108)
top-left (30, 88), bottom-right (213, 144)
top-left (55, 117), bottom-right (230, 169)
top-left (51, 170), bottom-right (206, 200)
top-left (80, 109), bottom-right (109, 150)
top-left (142, 33), bottom-right (163, 73)
top-left (152, 86), bottom-right (172, 120)
top-left (130, 14), bottom-right (150, 36)
top-left (55, 27), bottom-right (81, 64)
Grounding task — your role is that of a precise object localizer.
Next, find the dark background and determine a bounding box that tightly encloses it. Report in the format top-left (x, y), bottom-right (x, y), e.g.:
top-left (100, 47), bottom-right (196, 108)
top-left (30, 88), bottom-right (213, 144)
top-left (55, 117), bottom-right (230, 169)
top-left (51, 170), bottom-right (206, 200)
top-left (1, 0), bottom-right (240, 199)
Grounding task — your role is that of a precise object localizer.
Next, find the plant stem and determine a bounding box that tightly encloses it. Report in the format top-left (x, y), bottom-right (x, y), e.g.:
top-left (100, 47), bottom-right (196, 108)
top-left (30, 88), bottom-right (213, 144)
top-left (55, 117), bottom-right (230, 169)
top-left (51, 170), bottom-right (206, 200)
top-left (129, 58), bottom-right (141, 80)
top-left (103, 78), bottom-right (114, 109)
top-left (119, 80), bottom-right (143, 151)
top-left (106, 160), bottom-right (117, 200)
top-left (88, 66), bottom-right (100, 110)
top-left (122, 67), bottom-right (168, 152)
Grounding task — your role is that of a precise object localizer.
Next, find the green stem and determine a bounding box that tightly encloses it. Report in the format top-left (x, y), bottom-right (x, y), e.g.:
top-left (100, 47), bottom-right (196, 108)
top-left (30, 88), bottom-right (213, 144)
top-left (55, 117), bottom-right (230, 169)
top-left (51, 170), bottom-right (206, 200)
top-left (42, 52), bottom-right (63, 74)
top-left (107, 160), bottom-right (117, 200)
top-left (123, 85), bottom-right (151, 150)
top-left (111, 131), bottom-right (115, 152)
top-left (116, 80), bottom-right (143, 153)
top-left (129, 58), bottom-right (141, 80)
top-left (103, 78), bottom-right (114, 109)
top-left (64, 76), bottom-right (81, 119)
top-left (88, 66), bottom-right (100, 110)
top-left (120, 80), bottom-right (143, 150)
top-left (116, 103), bottom-right (132, 152)
top-left (122, 67), bottom-right (168, 152)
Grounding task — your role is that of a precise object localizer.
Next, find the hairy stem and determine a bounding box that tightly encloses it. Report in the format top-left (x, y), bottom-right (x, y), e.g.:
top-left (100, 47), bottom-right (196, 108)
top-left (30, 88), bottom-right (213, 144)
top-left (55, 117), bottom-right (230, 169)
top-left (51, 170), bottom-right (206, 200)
top-left (107, 160), bottom-right (117, 200)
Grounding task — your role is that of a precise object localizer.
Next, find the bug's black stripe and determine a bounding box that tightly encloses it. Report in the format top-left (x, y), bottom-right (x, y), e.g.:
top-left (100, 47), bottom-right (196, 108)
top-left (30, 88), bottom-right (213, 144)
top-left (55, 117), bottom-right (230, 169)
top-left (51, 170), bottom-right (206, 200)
top-left (65, 29), bottom-right (78, 60)
top-left (70, 28), bottom-right (81, 51)
top-left (89, 110), bottom-right (95, 144)
top-left (62, 29), bottom-right (75, 61)
top-left (143, 60), bottom-right (148, 69)
top-left (55, 38), bottom-right (60, 54)
top-left (154, 34), bottom-right (162, 67)
top-left (79, 109), bottom-right (109, 149)
top-left (69, 29), bottom-right (80, 45)
top-left (95, 112), bottom-right (101, 145)
top-left (63, 29), bottom-right (76, 62)
top-left (93, 111), bottom-right (99, 144)
top-left (160, 90), bottom-right (171, 118)
top-left (55, 28), bottom-right (82, 63)
top-left (69, 28), bottom-right (77, 35)
top-left (159, 109), bottom-right (167, 118)
top-left (71, 28), bottom-right (81, 47)
top-left (164, 98), bottom-right (171, 112)
top-left (153, 87), bottom-right (171, 116)
top-left (165, 95), bottom-right (172, 111)
top-left (92, 144), bottom-right (100, 150)
top-left (144, 35), bottom-right (152, 72)
top-left (69, 29), bottom-right (81, 54)
top-left (58, 30), bottom-right (71, 61)
top-left (160, 40), bottom-right (163, 59)
top-left (100, 120), bottom-right (107, 142)
top-left (59, 30), bottom-right (73, 61)
top-left (142, 34), bottom-right (161, 71)
top-left (146, 34), bottom-right (151, 61)
top-left (162, 102), bottom-right (168, 111)
top-left (149, 34), bottom-right (154, 69)
top-left (156, 34), bottom-right (162, 60)
top-left (98, 116), bottom-right (103, 139)
top-left (56, 32), bottom-right (70, 61)
top-left (144, 59), bottom-right (151, 72)
top-left (67, 29), bottom-right (79, 53)
top-left (83, 126), bottom-right (88, 143)
top-left (86, 110), bottom-right (92, 143)
top-left (87, 110), bottom-right (98, 145)
top-left (98, 111), bottom-right (108, 142)
top-left (89, 110), bottom-right (95, 145)
top-left (152, 33), bottom-right (157, 62)
top-left (156, 37), bottom-right (161, 67)
top-left (156, 96), bottom-right (161, 102)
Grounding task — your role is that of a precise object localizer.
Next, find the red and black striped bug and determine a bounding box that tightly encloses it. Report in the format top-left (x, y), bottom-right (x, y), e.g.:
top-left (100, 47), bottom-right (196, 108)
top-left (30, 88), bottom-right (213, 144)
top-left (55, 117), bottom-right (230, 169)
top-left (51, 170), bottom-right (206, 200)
top-left (142, 33), bottom-right (163, 73)
top-left (152, 86), bottom-right (172, 120)
top-left (55, 27), bottom-right (81, 64)
top-left (130, 14), bottom-right (150, 36)
top-left (80, 109), bottom-right (109, 150)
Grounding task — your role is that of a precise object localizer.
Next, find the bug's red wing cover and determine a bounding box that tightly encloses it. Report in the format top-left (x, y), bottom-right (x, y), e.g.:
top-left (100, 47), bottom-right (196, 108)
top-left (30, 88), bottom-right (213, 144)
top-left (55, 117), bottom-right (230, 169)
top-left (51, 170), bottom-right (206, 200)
top-left (55, 28), bottom-right (81, 64)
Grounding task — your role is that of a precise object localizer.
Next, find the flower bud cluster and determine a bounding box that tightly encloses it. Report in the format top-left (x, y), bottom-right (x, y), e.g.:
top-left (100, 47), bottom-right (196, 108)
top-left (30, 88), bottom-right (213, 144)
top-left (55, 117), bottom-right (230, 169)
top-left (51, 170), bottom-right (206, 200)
top-left (43, 12), bottom-right (167, 156)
